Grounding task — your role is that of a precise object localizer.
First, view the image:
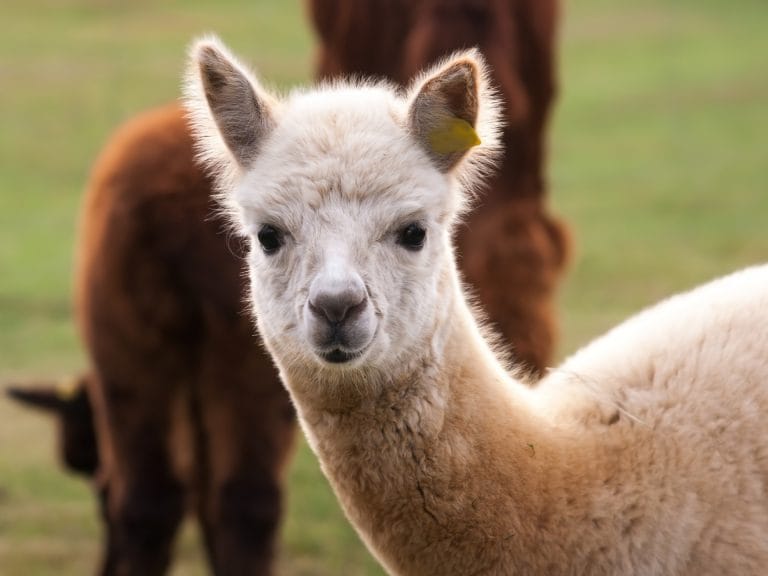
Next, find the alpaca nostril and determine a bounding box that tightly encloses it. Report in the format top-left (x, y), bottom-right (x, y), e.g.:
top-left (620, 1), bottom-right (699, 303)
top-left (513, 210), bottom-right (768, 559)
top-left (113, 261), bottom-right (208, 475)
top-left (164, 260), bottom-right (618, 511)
top-left (309, 290), bottom-right (367, 325)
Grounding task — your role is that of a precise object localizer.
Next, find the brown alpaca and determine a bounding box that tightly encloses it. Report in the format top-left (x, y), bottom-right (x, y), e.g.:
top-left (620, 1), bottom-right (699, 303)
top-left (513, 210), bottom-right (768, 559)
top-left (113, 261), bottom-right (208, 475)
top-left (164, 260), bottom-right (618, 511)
top-left (29, 104), bottom-right (295, 576)
top-left (308, 0), bottom-right (568, 374)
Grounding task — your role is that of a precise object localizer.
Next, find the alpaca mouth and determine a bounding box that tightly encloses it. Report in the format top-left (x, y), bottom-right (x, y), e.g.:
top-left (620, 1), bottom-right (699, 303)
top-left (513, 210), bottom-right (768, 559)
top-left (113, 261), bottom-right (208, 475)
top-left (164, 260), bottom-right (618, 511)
top-left (313, 322), bottom-right (378, 365)
top-left (320, 348), bottom-right (365, 364)
top-left (310, 316), bottom-right (378, 366)
top-left (317, 332), bottom-right (376, 364)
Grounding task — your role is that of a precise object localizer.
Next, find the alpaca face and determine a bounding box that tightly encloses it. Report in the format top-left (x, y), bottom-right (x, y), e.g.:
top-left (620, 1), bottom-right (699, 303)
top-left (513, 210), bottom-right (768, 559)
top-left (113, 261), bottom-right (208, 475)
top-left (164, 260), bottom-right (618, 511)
top-left (235, 91), bottom-right (454, 373)
top-left (185, 37), bottom-right (501, 379)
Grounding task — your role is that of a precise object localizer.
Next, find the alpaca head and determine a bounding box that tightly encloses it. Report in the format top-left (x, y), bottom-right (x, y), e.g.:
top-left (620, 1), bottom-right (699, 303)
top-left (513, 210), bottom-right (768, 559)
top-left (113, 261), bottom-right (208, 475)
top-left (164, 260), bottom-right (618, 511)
top-left (185, 36), bottom-right (501, 391)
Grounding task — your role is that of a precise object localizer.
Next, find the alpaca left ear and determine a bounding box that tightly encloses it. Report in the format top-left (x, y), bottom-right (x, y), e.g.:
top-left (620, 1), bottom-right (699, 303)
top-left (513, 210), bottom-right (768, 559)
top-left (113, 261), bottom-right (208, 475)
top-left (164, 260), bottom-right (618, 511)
top-left (184, 36), bottom-right (276, 175)
top-left (408, 54), bottom-right (484, 172)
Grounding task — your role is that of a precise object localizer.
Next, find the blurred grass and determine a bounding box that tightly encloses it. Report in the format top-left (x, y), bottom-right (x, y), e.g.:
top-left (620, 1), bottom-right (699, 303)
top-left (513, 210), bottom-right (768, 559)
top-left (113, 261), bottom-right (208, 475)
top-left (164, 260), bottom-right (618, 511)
top-left (553, 0), bottom-right (768, 352)
top-left (0, 0), bottom-right (766, 574)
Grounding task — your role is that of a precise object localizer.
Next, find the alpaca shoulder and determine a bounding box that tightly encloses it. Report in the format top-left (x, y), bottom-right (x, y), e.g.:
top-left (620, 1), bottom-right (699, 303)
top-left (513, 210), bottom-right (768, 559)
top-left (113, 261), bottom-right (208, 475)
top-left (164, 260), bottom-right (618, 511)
top-left (539, 264), bottom-right (768, 442)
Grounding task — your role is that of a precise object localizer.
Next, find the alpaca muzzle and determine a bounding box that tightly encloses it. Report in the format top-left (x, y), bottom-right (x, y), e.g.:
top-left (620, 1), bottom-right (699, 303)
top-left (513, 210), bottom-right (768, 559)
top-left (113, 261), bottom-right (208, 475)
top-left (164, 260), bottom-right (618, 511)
top-left (304, 269), bottom-right (377, 363)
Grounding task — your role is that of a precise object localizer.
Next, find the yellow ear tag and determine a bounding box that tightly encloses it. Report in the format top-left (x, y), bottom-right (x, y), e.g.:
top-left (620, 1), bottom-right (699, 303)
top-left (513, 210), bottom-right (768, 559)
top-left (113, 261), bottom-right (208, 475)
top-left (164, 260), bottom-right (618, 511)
top-left (56, 376), bottom-right (80, 401)
top-left (428, 117), bottom-right (481, 155)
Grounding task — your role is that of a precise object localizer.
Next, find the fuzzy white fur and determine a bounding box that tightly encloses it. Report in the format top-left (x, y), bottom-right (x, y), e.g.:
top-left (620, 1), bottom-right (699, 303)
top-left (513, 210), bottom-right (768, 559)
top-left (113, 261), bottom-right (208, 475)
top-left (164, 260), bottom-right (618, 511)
top-left (185, 36), bottom-right (768, 575)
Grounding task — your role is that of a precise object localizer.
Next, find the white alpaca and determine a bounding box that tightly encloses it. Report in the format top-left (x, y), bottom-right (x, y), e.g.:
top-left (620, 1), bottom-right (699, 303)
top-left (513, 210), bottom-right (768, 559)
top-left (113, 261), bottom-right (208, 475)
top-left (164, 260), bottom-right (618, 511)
top-left (185, 36), bottom-right (768, 575)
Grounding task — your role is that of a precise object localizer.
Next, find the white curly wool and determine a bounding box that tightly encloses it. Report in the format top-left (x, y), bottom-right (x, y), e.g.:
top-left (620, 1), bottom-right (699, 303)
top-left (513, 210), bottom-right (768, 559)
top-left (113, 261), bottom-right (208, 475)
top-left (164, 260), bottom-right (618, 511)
top-left (185, 35), bottom-right (768, 575)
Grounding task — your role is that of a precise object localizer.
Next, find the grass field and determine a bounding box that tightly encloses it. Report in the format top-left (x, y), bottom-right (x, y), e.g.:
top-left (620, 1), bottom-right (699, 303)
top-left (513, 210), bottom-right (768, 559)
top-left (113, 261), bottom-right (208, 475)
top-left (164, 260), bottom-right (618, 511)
top-left (1, 0), bottom-right (766, 574)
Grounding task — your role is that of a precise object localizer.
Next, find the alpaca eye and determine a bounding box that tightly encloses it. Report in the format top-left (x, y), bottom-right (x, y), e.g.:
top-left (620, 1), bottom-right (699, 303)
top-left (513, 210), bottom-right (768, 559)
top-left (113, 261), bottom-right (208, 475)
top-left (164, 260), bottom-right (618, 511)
top-left (397, 223), bottom-right (426, 251)
top-left (257, 224), bottom-right (284, 255)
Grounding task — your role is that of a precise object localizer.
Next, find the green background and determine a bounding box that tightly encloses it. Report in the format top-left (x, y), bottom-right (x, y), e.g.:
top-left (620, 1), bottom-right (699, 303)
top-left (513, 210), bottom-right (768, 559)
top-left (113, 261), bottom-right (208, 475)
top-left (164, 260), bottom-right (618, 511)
top-left (1, 0), bottom-right (766, 574)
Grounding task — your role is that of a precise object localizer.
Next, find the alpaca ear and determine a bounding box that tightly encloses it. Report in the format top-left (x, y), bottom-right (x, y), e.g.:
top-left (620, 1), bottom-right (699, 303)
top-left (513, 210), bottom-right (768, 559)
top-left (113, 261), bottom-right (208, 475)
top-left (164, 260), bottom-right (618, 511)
top-left (184, 37), bottom-right (275, 170)
top-left (407, 54), bottom-right (484, 172)
top-left (6, 379), bottom-right (80, 413)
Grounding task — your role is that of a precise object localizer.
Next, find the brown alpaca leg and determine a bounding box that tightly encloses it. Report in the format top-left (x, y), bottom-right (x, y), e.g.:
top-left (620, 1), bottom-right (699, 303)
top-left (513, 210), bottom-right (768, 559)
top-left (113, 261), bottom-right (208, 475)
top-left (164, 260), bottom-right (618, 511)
top-left (204, 473), bottom-right (284, 576)
top-left (92, 374), bottom-right (186, 576)
top-left (195, 343), bottom-right (296, 576)
top-left (96, 482), bottom-right (119, 576)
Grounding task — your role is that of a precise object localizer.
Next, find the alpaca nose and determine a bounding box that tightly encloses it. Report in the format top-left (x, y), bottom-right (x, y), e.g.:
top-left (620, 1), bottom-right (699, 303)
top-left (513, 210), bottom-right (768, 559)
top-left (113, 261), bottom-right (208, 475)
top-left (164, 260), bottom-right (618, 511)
top-left (308, 278), bottom-right (367, 325)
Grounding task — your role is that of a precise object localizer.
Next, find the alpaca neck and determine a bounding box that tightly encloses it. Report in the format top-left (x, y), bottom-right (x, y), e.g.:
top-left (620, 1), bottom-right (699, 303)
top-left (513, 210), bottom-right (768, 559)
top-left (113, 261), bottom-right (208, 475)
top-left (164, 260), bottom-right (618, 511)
top-left (284, 265), bottom-right (567, 574)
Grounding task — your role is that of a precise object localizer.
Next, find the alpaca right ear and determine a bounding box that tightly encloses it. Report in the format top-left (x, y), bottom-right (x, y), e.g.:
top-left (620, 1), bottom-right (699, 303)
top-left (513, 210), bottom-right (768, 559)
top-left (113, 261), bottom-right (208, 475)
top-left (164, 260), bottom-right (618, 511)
top-left (184, 36), bottom-right (276, 173)
top-left (407, 54), bottom-right (482, 173)
top-left (406, 49), bottom-right (503, 185)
